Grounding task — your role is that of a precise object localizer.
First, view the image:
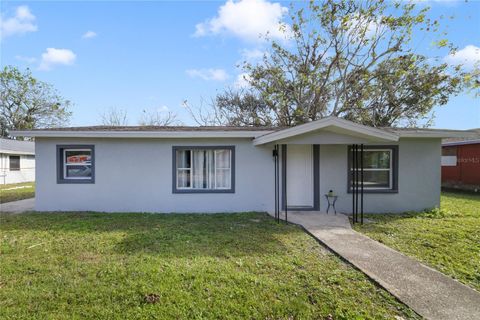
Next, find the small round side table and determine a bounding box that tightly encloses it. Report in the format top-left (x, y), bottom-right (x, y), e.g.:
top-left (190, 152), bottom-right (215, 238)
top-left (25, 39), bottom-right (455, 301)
top-left (324, 194), bottom-right (338, 214)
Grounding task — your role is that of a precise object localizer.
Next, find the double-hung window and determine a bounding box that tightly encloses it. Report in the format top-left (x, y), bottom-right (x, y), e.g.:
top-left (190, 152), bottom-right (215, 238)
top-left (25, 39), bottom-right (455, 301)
top-left (348, 146), bottom-right (398, 193)
top-left (9, 156), bottom-right (20, 171)
top-left (173, 146), bottom-right (234, 193)
top-left (57, 145), bottom-right (95, 183)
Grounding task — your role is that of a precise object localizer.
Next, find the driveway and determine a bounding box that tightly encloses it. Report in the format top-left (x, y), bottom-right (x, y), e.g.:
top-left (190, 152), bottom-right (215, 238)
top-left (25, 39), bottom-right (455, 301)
top-left (282, 211), bottom-right (480, 320)
top-left (0, 198), bottom-right (35, 214)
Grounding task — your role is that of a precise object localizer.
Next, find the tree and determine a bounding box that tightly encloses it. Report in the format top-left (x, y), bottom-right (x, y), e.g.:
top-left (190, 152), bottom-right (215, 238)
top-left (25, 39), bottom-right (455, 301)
top-left (100, 107), bottom-right (128, 126)
top-left (215, 0), bottom-right (477, 127)
top-left (182, 98), bottom-right (225, 126)
top-left (213, 88), bottom-right (274, 126)
top-left (138, 109), bottom-right (180, 126)
top-left (341, 54), bottom-right (462, 127)
top-left (184, 90), bottom-right (274, 127)
top-left (0, 66), bottom-right (72, 137)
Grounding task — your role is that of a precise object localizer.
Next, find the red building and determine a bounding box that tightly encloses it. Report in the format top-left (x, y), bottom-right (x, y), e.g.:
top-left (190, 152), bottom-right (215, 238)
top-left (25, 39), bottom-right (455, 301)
top-left (442, 139), bottom-right (480, 192)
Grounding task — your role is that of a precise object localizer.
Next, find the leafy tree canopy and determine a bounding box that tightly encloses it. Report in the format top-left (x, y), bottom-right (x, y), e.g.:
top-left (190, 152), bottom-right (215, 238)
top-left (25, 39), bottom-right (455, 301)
top-left (0, 66), bottom-right (72, 137)
top-left (211, 0), bottom-right (478, 127)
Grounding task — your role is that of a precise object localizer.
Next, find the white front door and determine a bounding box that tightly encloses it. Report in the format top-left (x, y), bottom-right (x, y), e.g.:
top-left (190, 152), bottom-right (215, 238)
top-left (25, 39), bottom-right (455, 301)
top-left (286, 145), bottom-right (313, 207)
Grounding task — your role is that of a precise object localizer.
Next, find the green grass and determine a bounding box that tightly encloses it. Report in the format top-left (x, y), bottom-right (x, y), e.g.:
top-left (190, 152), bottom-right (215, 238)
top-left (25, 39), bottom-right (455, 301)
top-left (0, 182), bottom-right (35, 203)
top-left (0, 212), bottom-right (418, 319)
top-left (354, 192), bottom-right (480, 291)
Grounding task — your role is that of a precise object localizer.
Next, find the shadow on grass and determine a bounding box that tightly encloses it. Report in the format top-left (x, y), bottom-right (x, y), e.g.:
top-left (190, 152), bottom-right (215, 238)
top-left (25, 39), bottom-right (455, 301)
top-left (0, 211), bottom-right (297, 258)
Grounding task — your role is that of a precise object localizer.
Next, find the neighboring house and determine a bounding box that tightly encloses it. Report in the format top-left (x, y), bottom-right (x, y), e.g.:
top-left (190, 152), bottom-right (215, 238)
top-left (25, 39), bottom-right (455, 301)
top-left (11, 117), bottom-right (474, 213)
top-left (442, 131), bottom-right (480, 192)
top-left (0, 138), bottom-right (35, 185)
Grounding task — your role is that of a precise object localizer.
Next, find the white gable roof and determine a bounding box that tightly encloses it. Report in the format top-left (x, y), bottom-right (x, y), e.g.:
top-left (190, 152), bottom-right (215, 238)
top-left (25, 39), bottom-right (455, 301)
top-left (253, 117), bottom-right (399, 145)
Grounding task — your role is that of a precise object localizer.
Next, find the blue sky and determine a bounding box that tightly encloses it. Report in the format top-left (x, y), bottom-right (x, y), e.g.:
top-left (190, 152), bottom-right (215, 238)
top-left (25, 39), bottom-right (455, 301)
top-left (1, 0), bottom-right (479, 129)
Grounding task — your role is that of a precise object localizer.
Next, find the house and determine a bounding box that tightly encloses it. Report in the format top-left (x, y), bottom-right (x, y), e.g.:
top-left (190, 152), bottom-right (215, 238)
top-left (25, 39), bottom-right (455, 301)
top-left (11, 117), bottom-right (474, 214)
top-left (0, 138), bottom-right (35, 185)
top-left (442, 131), bottom-right (480, 192)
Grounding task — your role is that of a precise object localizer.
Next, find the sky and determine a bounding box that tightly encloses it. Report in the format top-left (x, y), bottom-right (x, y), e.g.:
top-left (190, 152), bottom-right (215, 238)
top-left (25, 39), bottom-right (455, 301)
top-left (1, 0), bottom-right (479, 129)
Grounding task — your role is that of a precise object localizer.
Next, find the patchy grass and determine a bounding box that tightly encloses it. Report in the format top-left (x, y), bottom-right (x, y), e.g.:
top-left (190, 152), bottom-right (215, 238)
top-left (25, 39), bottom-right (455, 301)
top-left (0, 212), bottom-right (418, 319)
top-left (354, 192), bottom-right (480, 291)
top-left (0, 182), bottom-right (35, 203)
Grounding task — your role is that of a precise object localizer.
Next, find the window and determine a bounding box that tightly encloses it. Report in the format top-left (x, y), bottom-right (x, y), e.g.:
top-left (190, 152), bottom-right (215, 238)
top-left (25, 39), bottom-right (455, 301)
top-left (441, 146), bottom-right (457, 166)
top-left (348, 146), bottom-right (398, 193)
top-left (173, 146), bottom-right (234, 193)
top-left (9, 156), bottom-right (20, 171)
top-left (57, 145), bottom-right (95, 183)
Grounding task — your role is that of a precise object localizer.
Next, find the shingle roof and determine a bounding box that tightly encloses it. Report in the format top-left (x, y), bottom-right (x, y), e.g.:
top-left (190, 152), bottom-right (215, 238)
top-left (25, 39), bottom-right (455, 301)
top-left (10, 125), bottom-right (278, 139)
top-left (0, 138), bottom-right (35, 155)
top-left (26, 124), bottom-right (470, 134)
top-left (442, 128), bottom-right (480, 145)
top-left (381, 127), bottom-right (474, 133)
top-left (443, 139), bottom-right (480, 146)
top-left (10, 118), bottom-right (476, 140)
top-left (26, 125), bottom-right (278, 132)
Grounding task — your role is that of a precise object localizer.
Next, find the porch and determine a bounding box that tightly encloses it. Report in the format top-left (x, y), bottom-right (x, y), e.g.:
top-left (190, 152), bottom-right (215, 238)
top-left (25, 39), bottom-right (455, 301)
top-left (256, 118), bottom-right (401, 223)
top-left (251, 117), bottom-right (459, 217)
top-left (271, 143), bottom-right (390, 224)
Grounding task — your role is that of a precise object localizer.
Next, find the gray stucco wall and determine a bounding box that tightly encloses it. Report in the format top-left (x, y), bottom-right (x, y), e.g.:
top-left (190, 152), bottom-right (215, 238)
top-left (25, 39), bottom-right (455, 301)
top-left (318, 139), bottom-right (442, 213)
top-left (35, 136), bottom-right (441, 213)
top-left (35, 138), bottom-right (274, 212)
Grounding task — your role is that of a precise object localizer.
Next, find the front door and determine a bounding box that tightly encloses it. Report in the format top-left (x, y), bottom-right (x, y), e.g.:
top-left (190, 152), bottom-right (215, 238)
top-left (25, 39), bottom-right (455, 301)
top-left (286, 145), bottom-right (314, 208)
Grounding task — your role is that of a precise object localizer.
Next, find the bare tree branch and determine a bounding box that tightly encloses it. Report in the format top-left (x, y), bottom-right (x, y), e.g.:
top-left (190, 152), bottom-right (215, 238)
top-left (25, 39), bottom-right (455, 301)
top-left (100, 107), bottom-right (128, 126)
top-left (138, 110), bottom-right (180, 126)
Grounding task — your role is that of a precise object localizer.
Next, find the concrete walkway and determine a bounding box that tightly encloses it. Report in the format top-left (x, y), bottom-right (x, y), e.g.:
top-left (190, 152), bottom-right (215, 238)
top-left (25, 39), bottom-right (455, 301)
top-left (0, 198), bottom-right (34, 214)
top-left (280, 211), bottom-right (480, 320)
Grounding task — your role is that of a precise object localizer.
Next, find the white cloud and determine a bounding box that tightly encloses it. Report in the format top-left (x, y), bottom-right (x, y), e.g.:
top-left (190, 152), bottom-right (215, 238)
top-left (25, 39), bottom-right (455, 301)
top-left (0, 5), bottom-right (37, 39)
top-left (361, 20), bottom-right (378, 39)
top-left (186, 68), bottom-right (229, 81)
top-left (235, 48), bottom-right (268, 70)
top-left (240, 48), bottom-right (266, 61)
top-left (234, 72), bottom-right (252, 88)
top-left (346, 14), bottom-right (380, 41)
top-left (445, 45), bottom-right (480, 69)
top-left (82, 30), bottom-right (97, 39)
top-left (15, 55), bottom-right (37, 64)
top-left (194, 0), bottom-right (290, 42)
top-left (157, 105), bottom-right (169, 112)
top-left (39, 48), bottom-right (77, 71)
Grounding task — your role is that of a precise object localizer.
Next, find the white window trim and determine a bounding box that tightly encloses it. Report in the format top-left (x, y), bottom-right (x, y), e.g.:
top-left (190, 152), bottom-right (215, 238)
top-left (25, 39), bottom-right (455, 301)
top-left (176, 149), bottom-right (192, 189)
top-left (175, 148), bottom-right (232, 191)
top-left (351, 149), bottom-right (393, 190)
top-left (63, 148), bottom-right (93, 180)
top-left (214, 149), bottom-right (231, 190)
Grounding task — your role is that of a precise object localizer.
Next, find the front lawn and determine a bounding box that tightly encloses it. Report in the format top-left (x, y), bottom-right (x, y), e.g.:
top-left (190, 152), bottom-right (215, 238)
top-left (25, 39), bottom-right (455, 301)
top-left (0, 212), bottom-right (418, 319)
top-left (0, 182), bottom-right (35, 203)
top-left (354, 192), bottom-right (480, 291)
